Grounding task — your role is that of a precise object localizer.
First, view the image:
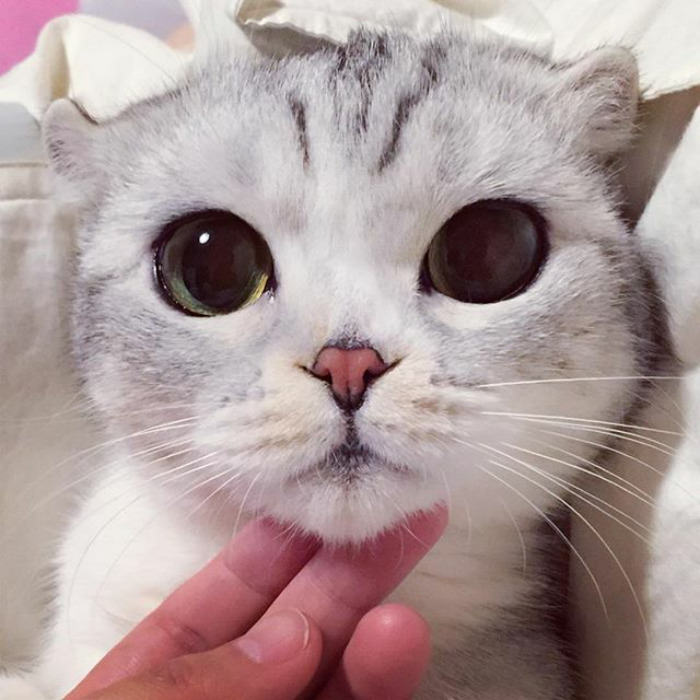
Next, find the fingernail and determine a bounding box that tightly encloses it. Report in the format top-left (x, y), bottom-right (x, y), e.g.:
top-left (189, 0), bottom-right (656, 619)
top-left (234, 609), bottom-right (310, 664)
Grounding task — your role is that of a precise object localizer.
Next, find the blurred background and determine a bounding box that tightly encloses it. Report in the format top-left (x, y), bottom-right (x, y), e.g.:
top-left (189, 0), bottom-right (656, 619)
top-left (0, 0), bottom-right (187, 74)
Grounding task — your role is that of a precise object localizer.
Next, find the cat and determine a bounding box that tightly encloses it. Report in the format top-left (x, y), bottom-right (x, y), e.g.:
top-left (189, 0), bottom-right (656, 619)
top-left (0, 29), bottom-right (671, 699)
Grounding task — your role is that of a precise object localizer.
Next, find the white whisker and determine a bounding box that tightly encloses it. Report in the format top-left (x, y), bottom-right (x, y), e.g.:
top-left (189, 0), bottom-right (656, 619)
top-left (476, 443), bottom-right (648, 638)
top-left (467, 457), bottom-right (609, 622)
top-left (535, 428), bottom-right (699, 506)
top-left (232, 472), bottom-right (263, 539)
top-left (481, 410), bottom-right (682, 438)
top-left (497, 443), bottom-right (654, 544)
top-left (477, 375), bottom-right (680, 389)
top-left (526, 437), bottom-right (654, 501)
top-left (501, 498), bottom-right (527, 574)
top-left (502, 442), bottom-right (654, 508)
top-left (25, 414), bottom-right (203, 492)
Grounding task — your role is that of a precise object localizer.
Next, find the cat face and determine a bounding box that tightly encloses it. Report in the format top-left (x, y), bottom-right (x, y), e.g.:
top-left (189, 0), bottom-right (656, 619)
top-left (45, 33), bottom-right (658, 542)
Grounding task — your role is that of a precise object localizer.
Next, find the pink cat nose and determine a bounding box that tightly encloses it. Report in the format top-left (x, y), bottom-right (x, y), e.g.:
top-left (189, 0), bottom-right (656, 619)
top-left (311, 346), bottom-right (390, 410)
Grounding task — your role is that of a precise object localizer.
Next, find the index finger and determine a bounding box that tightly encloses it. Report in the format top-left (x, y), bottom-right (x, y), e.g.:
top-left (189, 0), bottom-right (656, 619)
top-left (68, 519), bottom-right (319, 697)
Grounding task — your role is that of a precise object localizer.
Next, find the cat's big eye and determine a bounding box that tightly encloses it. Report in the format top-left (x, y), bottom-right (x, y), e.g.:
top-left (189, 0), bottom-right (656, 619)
top-left (154, 211), bottom-right (273, 316)
top-left (423, 200), bottom-right (548, 304)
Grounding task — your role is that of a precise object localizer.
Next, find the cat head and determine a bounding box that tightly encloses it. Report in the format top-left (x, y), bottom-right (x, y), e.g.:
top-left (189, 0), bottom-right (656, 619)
top-left (44, 32), bottom-right (657, 542)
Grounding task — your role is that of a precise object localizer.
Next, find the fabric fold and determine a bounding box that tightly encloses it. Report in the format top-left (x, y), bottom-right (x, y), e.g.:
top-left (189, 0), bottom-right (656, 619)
top-left (0, 15), bottom-right (188, 122)
top-left (233, 0), bottom-right (553, 53)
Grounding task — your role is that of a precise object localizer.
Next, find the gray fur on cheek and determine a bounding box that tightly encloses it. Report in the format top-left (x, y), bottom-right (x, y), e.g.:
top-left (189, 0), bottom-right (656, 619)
top-left (73, 278), bottom-right (267, 419)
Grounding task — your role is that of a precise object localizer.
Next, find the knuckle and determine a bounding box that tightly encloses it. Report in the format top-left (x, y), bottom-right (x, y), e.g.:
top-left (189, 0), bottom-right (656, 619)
top-left (150, 610), bottom-right (210, 657)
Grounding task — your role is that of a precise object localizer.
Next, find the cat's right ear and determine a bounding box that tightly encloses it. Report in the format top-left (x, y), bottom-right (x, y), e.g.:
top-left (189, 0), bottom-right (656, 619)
top-left (555, 47), bottom-right (639, 157)
top-left (42, 99), bottom-right (101, 202)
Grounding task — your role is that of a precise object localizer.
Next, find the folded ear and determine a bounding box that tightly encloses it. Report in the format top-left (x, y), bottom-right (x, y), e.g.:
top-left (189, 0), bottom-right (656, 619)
top-left (557, 47), bottom-right (639, 157)
top-left (42, 99), bottom-right (101, 201)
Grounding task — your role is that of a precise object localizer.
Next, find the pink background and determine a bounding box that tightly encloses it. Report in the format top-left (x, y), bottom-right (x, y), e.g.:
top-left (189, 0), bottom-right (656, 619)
top-left (0, 0), bottom-right (78, 75)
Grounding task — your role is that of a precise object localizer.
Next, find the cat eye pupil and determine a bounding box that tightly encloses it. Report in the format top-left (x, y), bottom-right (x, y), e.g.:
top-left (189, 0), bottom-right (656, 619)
top-left (155, 212), bottom-right (273, 316)
top-left (424, 200), bottom-right (547, 304)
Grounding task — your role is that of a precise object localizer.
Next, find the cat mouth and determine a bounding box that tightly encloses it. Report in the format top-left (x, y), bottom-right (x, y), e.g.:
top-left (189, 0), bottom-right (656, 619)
top-left (294, 428), bottom-right (412, 485)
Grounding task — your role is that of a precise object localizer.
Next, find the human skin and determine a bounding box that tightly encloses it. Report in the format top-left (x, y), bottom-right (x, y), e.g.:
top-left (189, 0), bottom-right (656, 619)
top-left (65, 508), bottom-right (447, 699)
top-left (167, 22), bottom-right (194, 49)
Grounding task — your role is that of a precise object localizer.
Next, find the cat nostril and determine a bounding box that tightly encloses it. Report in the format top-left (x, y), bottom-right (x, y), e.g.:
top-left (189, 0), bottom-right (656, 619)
top-left (310, 346), bottom-right (390, 411)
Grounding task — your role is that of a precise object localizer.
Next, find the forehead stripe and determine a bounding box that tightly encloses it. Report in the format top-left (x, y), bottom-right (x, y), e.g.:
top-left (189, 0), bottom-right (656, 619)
top-left (288, 94), bottom-right (310, 167)
top-left (377, 47), bottom-right (443, 172)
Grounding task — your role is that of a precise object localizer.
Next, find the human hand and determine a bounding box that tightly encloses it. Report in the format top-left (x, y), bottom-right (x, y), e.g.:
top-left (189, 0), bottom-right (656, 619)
top-left (66, 507), bottom-right (447, 699)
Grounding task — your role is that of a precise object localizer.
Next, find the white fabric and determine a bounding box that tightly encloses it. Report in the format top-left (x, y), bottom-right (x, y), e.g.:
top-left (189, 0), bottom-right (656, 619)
top-left (0, 0), bottom-right (698, 696)
top-left (233, 0), bottom-right (554, 54)
top-left (532, 0), bottom-right (700, 99)
top-left (638, 106), bottom-right (700, 366)
top-left (0, 15), bottom-right (189, 123)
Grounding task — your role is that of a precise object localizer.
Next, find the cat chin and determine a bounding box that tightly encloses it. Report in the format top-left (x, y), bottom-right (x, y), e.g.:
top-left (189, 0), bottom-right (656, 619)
top-left (259, 473), bottom-right (445, 544)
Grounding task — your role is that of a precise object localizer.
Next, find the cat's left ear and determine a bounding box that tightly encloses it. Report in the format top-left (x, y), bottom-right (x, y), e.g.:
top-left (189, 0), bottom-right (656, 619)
top-left (557, 47), bottom-right (639, 157)
top-left (43, 99), bottom-right (102, 202)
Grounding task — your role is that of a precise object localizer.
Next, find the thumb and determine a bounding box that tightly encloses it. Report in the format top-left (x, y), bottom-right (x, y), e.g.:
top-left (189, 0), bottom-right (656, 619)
top-left (83, 610), bottom-right (321, 700)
